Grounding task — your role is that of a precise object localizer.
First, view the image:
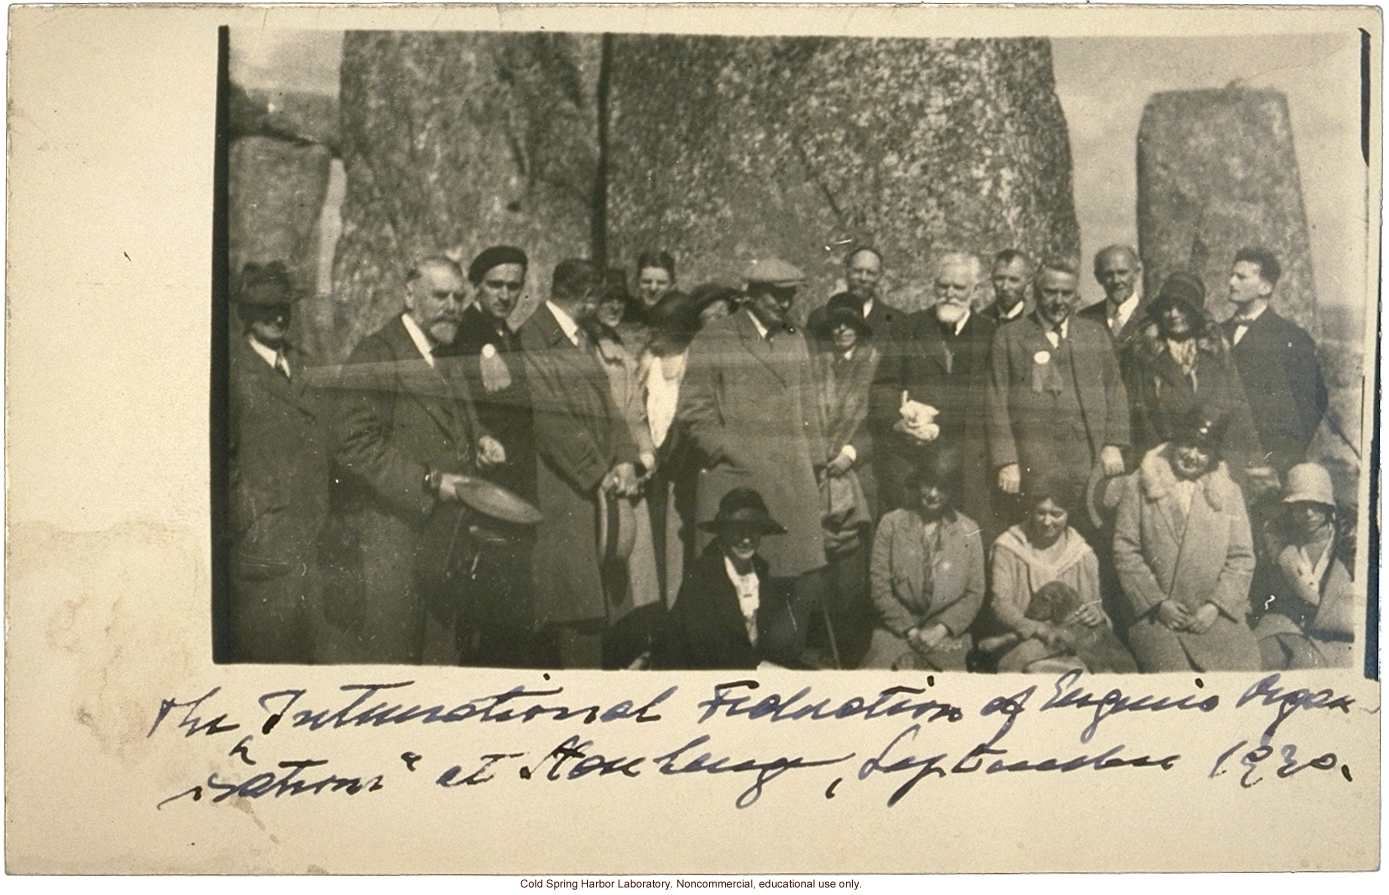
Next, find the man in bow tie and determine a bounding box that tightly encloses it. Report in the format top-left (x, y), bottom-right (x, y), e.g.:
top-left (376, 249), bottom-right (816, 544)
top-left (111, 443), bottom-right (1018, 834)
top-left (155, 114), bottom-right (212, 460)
top-left (986, 259), bottom-right (1130, 535)
top-left (1220, 247), bottom-right (1327, 472)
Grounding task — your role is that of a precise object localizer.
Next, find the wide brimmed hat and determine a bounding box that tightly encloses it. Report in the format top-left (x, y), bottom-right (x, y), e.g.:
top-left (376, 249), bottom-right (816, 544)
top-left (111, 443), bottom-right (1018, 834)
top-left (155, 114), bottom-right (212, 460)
top-left (697, 487), bottom-right (787, 535)
top-left (1149, 271), bottom-right (1206, 313)
top-left (745, 257), bottom-right (805, 288)
top-left (235, 261), bottom-right (300, 307)
top-left (1282, 462), bottom-right (1336, 508)
top-left (816, 300), bottom-right (873, 340)
top-left (1085, 461), bottom-right (1127, 531)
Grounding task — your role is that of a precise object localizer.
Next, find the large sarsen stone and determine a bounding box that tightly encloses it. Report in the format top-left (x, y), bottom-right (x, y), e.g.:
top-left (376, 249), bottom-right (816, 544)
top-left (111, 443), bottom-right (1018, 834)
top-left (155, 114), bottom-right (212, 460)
top-left (331, 31), bottom-right (602, 362)
top-left (605, 35), bottom-right (1080, 314)
top-left (1137, 88), bottom-right (1316, 333)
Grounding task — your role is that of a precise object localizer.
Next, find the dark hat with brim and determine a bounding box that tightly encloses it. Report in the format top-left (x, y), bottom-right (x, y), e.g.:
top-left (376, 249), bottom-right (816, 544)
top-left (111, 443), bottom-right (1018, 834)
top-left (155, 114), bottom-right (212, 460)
top-left (1173, 405), bottom-right (1229, 453)
top-left (697, 487), bottom-right (787, 536)
top-left (235, 261), bottom-right (300, 307)
top-left (1148, 271), bottom-right (1206, 317)
top-left (816, 302), bottom-right (873, 340)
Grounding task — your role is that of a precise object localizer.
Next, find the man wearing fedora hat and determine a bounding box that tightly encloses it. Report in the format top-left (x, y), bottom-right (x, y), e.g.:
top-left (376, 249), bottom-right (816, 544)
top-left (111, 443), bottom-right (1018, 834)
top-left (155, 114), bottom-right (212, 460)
top-left (1113, 405), bottom-right (1261, 672)
top-left (226, 261), bottom-right (329, 663)
top-left (678, 257), bottom-right (829, 664)
top-left (663, 487), bottom-right (800, 669)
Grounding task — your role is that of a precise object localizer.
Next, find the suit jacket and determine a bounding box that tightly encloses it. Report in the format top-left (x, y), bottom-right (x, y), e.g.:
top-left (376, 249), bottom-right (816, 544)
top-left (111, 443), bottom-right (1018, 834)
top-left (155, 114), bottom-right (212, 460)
top-left (520, 304), bottom-right (640, 625)
top-left (979, 298), bottom-right (1030, 327)
top-left (324, 316), bottom-right (485, 661)
top-left (869, 508), bottom-right (985, 640)
top-left (229, 336), bottom-right (328, 580)
top-left (677, 309), bottom-right (827, 578)
top-left (439, 302), bottom-right (536, 501)
top-left (1113, 446), bottom-right (1260, 671)
top-left (1221, 308), bottom-right (1327, 470)
top-left (986, 312), bottom-right (1130, 482)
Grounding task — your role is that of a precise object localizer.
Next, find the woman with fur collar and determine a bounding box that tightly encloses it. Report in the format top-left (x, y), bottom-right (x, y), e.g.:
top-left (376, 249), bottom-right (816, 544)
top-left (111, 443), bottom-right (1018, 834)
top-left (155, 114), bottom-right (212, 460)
top-left (1113, 406), bottom-right (1261, 672)
top-left (1125, 273), bottom-right (1264, 482)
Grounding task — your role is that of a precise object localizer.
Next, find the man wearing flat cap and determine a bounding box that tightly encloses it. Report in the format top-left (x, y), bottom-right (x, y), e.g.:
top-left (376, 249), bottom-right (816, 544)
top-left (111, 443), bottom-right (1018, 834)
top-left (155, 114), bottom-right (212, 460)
top-left (321, 256), bottom-right (505, 664)
top-left (677, 257), bottom-right (828, 663)
top-left (433, 245), bottom-right (537, 665)
top-left (1113, 405), bottom-right (1261, 672)
top-left (227, 261), bottom-right (329, 663)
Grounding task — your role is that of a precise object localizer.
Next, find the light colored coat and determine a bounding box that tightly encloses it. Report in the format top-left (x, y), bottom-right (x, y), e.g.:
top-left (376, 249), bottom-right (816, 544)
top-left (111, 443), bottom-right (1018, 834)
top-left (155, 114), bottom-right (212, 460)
top-left (677, 309), bottom-right (828, 578)
top-left (1113, 445), bottom-right (1260, 671)
top-left (869, 509), bottom-right (985, 640)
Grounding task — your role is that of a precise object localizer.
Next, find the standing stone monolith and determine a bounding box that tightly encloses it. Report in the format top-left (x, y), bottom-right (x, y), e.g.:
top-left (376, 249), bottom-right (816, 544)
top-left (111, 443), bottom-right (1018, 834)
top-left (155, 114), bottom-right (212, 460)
top-left (1137, 87), bottom-right (1316, 333)
top-left (605, 35), bottom-right (1080, 314)
top-left (331, 31), bottom-right (602, 362)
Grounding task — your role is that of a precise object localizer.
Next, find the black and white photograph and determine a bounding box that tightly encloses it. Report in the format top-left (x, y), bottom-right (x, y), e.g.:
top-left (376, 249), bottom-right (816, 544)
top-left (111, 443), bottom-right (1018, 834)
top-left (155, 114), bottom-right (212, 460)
top-left (217, 21), bottom-right (1375, 676)
top-left (5, 3), bottom-right (1381, 877)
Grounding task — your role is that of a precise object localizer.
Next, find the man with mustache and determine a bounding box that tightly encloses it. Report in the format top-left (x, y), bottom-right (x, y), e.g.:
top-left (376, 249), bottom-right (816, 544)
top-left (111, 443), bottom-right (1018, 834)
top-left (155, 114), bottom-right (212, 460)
top-left (321, 256), bottom-right (505, 663)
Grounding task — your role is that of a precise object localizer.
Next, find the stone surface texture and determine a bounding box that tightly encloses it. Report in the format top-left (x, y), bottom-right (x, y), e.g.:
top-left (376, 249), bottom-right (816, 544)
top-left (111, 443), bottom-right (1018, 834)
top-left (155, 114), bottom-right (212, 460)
top-left (331, 31), bottom-right (602, 363)
top-left (605, 35), bottom-right (1080, 315)
top-left (1137, 88), bottom-right (1316, 333)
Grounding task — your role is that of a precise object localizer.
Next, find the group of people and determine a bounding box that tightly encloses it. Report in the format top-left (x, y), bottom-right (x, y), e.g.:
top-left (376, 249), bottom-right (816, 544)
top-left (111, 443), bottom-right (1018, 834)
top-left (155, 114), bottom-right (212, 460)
top-left (227, 239), bottom-right (1354, 674)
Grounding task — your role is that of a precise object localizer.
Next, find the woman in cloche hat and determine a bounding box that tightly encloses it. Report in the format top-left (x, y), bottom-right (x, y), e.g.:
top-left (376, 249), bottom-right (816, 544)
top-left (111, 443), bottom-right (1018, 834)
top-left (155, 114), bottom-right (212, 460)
top-left (656, 488), bottom-right (798, 670)
top-left (1250, 462), bottom-right (1355, 669)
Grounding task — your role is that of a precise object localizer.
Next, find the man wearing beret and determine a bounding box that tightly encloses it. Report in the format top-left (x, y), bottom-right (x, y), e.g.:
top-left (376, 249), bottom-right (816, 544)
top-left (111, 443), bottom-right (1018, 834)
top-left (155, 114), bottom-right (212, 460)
top-left (434, 245), bottom-right (537, 665)
top-left (677, 257), bottom-right (829, 663)
top-left (321, 256), bottom-right (506, 664)
top-left (227, 261), bottom-right (329, 663)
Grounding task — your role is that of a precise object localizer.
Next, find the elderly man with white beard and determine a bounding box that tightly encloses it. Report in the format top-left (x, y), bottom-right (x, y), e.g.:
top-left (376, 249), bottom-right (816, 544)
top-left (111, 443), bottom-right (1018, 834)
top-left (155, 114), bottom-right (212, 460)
top-left (869, 251), bottom-right (997, 537)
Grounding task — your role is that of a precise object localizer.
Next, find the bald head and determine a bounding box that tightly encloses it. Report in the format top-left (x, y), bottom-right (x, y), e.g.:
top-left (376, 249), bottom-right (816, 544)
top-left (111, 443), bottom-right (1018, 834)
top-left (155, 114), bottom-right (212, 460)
top-left (1094, 245), bottom-right (1141, 306)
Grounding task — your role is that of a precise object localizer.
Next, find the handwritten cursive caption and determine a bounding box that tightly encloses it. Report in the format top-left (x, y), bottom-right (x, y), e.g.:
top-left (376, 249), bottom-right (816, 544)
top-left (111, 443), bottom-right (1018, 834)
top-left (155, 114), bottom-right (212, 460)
top-left (149, 672), bottom-right (1357, 811)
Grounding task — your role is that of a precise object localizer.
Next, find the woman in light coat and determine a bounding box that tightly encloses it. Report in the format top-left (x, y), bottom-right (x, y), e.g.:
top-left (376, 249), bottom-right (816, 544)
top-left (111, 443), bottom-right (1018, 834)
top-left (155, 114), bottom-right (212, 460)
top-left (1113, 407), bottom-right (1261, 672)
top-left (863, 446), bottom-right (984, 670)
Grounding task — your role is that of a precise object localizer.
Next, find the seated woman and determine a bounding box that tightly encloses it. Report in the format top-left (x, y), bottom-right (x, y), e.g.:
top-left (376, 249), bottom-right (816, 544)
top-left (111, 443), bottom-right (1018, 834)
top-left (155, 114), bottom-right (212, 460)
top-left (1113, 406), bottom-right (1261, 672)
top-left (988, 475), bottom-right (1131, 673)
top-left (659, 488), bottom-right (800, 670)
top-left (862, 446), bottom-right (984, 671)
top-left (1251, 462), bottom-right (1355, 669)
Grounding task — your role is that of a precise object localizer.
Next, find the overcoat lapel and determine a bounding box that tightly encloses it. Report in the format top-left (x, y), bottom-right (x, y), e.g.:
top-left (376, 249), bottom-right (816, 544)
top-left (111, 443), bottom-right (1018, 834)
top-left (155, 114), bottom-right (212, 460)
top-left (382, 318), bottom-right (470, 442)
top-left (734, 311), bottom-right (793, 388)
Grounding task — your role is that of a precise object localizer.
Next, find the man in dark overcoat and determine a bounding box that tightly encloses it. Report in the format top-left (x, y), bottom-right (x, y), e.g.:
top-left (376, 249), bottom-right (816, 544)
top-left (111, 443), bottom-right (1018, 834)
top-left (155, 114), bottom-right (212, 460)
top-left (677, 257), bottom-right (828, 662)
top-left (227, 261), bottom-right (329, 663)
top-left (436, 245), bottom-right (537, 665)
top-left (321, 256), bottom-right (505, 664)
top-left (871, 252), bottom-right (996, 534)
top-left (1219, 247), bottom-right (1328, 472)
top-left (519, 258), bottom-right (641, 668)
top-left (986, 259), bottom-right (1131, 532)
